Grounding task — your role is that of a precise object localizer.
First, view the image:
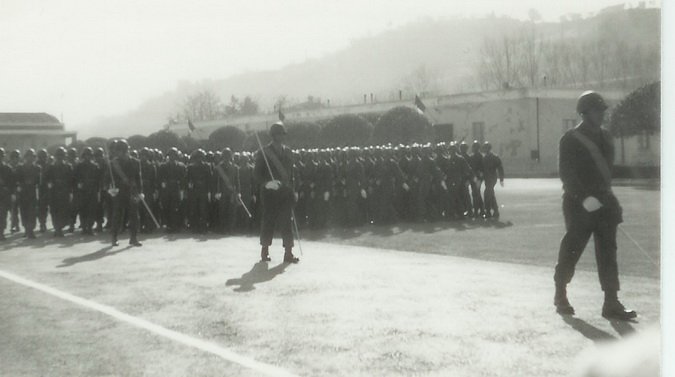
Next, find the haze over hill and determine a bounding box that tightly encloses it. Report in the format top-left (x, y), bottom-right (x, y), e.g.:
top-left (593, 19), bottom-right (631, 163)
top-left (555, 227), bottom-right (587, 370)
top-left (80, 7), bottom-right (660, 139)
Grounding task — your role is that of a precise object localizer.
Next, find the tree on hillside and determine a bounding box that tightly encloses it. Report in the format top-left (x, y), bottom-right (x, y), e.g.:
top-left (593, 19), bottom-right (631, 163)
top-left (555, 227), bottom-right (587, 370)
top-left (208, 126), bottom-right (247, 151)
top-left (373, 107), bottom-right (432, 145)
top-left (609, 81), bottom-right (660, 137)
top-left (401, 65), bottom-right (441, 96)
top-left (182, 90), bottom-right (224, 121)
top-left (224, 95), bottom-right (260, 117)
top-left (321, 114), bottom-right (373, 147)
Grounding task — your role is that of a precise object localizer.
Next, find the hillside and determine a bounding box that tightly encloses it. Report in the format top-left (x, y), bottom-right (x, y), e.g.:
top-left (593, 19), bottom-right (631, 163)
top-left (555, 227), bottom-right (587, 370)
top-left (79, 8), bottom-right (660, 139)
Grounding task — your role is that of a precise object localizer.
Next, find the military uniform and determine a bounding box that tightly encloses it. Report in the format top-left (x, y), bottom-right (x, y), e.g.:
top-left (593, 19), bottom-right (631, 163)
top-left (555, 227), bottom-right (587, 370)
top-left (74, 152), bottom-right (102, 234)
top-left (186, 152), bottom-right (212, 233)
top-left (553, 91), bottom-right (636, 320)
top-left (0, 151), bottom-right (14, 240)
top-left (109, 151), bottom-right (142, 246)
top-left (482, 144), bottom-right (504, 218)
top-left (44, 151), bottom-right (73, 237)
top-left (213, 156), bottom-right (238, 234)
top-left (158, 153), bottom-right (186, 233)
top-left (15, 155), bottom-right (41, 238)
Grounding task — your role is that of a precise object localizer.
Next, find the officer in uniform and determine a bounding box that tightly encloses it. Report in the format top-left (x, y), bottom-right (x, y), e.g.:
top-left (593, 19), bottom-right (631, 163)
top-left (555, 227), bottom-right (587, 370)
top-left (0, 148), bottom-right (15, 241)
top-left (108, 139), bottom-right (143, 247)
top-left (74, 147), bottom-right (102, 235)
top-left (554, 91), bottom-right (637, 320)
top-left (482, 141), bottom-right (504, 219)
top-left (45, 147), bottom-right (73, 237)
top-left (15, 149), bottom-right (41, 239)
top-left (254, 122), bottom-right (299, 263)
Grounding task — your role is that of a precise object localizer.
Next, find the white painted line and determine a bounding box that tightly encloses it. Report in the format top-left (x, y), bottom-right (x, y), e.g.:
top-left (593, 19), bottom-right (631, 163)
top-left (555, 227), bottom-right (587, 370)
top-left (0, 269), bottom-right (298, 377)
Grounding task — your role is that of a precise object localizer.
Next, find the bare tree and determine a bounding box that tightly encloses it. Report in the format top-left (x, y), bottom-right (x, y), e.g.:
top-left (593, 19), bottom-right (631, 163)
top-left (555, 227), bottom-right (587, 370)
top-left (183, 90), bottom-right (223, 121)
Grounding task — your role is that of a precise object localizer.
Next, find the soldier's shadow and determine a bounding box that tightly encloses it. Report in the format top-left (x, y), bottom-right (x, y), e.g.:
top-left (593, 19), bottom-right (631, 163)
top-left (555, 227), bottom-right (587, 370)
top-left (225, 262), bottom-right (288, 292)
top-left (57, 245), bottom-right (132, 268)
top-left (559, 314), bottom-right (616, 343)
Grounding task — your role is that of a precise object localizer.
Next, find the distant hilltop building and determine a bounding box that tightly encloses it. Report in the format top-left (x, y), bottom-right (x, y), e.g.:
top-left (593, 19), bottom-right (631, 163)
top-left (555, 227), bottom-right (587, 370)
top-left (0, 113), bottom-right (77, 151)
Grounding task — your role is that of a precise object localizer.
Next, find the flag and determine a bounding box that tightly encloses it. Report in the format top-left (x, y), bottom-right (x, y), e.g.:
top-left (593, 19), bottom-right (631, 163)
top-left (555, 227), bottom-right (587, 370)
top-left (414, 95), bottom-right (426, 114)
top-left (278, 109), bottom-right (285, 122)
top-left (188, 118), bottom-right (196, 132)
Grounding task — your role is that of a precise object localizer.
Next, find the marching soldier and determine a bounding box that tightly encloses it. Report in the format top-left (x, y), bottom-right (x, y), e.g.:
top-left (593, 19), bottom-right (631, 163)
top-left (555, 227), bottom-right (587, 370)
top-left (67, 147), bottom-right (79, 232)
top-left (158, 148), bottom-right (186, 233)
top-left (93, 147), bottom-right (108, 232)
top-left (186, 149), bottom-right (212, 233)
top-left (0, 148), bottom-right (15, 241)
top-left (15, 149), bottom-right (41, 239)
top-left (74, 147), bottom-right (102, 235)
top-left (482, 141), bottom-right (504, 219)
top-left (139, 148), bottom-right (158, 233)
top-left (467, 141), bottom-right (485, 218)
top-left (36, 149), bottom-right (50, 232)
top-left (254, 122), bottom-right (299, 263)
top-left (8, 149), bottom-right (21, 234)
top-left (44, 147), bottom-right (73, 237)
top-left (213, 148), bottom-right (238, 234)
top-left (108, 139), bottom-right (143, 247)
top-left (554, 91), bottom-right (636, 320)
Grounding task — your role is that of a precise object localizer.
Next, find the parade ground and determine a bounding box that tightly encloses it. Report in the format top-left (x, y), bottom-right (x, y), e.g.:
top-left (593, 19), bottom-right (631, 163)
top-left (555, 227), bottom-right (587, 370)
top-left (0, 179), bottom-right (661, 377)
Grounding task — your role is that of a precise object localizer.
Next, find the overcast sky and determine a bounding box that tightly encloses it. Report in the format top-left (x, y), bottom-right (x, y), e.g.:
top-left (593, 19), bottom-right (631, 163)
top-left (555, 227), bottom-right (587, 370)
top-left (0, 0), bottom-right (661, 130)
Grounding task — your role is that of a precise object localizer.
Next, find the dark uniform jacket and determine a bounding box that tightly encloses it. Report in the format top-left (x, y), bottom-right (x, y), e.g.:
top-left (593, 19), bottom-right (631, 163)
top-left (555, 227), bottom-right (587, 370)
top-left (559, 123), bottom-right (618, 207)
top-left (254, 143), bottom-right (295, 194)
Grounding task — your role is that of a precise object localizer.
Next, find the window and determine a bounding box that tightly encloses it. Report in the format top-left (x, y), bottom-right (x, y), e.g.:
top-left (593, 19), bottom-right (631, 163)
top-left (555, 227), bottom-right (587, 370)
top-left (472, 122), bottom-right (485, 143)
top-left (562, 119), bottom-right (576, 133)
top-left (638, 130), bottom-right (651, 150)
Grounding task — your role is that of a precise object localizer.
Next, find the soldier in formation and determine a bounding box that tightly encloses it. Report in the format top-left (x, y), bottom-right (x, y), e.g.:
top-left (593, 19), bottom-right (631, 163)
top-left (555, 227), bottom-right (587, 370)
top-left (0, 132), bottom-right (506, 245)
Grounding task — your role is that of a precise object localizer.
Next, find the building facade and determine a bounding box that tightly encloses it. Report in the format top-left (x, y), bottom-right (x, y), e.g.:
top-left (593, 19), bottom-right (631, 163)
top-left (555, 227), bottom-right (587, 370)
top-left (0, 113), bottom-right (77, 152)
top-left (167, 88), bottom-right (658, 177)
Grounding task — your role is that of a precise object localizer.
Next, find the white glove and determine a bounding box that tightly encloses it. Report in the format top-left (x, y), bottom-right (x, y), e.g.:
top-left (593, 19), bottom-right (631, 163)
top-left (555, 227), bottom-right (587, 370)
top-left (252, 195), bottom-right (257, 204)
top-left (440, 181), bottom-right (448, 191)
top-left (499, 179), bottom-right (504, 187)
top-left (77, 183), bottom-right (83, 189)
top-left (215, 193), bottom-right (222, 200)
top-left (582, 196), bottom-right (602, 212)
top-left (11, 194), bottom-right (16, 203)
top-left (360, 188), bottom-right (367, 199)
top-left (179, 190), bottom-right (185, 201)
top-left (323, 191), bottom-right (330, 201)
top-left (161, 182), bottom-right (167, 189)
top-left (16, 186), bottom-right (22, 193)
top-left (108, 187), bottom-right (119, 197)
top-left (47, 182), bottom-right (53, 189)
top-left (294, 192), bottom-right (299, 202)
top-left (265, 180), bottom-right (281, 190)
top-left (207, 193), bottom-right (211, 202)
top-left (137, 193), bottom-right (145, 201)
top-left (402, 183), bottom-right (410, 191)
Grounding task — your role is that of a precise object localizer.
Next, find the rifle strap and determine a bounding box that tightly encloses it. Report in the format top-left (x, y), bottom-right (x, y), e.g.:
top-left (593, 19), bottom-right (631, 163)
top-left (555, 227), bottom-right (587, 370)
top-left (215, 164), bottom-right (234, 192)
top-left (570, 130), bottom-right (612, 188)
top-left (266, 146), bottom-right (290, 184)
